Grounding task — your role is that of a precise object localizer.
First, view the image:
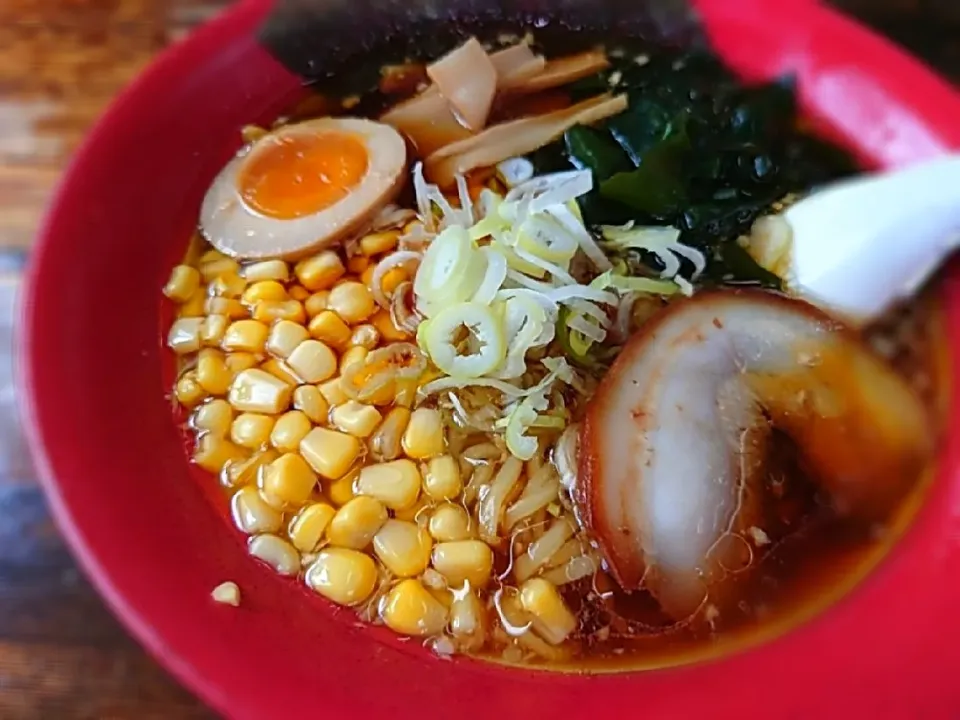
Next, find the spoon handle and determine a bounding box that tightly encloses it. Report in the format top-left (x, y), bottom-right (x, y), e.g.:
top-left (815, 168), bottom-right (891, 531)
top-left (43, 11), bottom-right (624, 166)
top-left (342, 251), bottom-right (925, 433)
top-left (786, 154), bottom-right (960, 324)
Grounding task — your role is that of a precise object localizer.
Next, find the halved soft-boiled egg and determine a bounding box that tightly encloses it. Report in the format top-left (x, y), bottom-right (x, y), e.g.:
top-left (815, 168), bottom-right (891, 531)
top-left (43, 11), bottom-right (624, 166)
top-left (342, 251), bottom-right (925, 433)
top-left (200, 117), bottom-right (408, 259)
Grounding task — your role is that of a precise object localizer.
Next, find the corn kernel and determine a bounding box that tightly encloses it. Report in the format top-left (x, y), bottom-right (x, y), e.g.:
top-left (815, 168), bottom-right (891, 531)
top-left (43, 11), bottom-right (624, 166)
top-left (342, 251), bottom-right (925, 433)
top-left (289, 503), bottom-right (336, 552)
top-left (369, 407), bottom-right (411, 461)
top-left (360, 230), bottom-right (399, 257)
top-left (392, 495), bottom-right (430, 523)
top-left (349, 324), bottom-right (380, 350)
top-left (222, 448), bottom-right (279, 488)
top-left (422, 455), bottom-right (462, 501)
top-left (260, 358), bottom-right (300, 387)
top-left (180, 288), bottom-right (208, 317)
top-left (304, 291), bottom-right (330, 317)
top-left (270, 411), bottom-right (313, 454)
top-left (248, 534), bottom-right (300, 576)
top-left (326, 496), bottom-right (387, 549)
top-left (450, 590), bottom-right (486, 644)
top-left (519, 578), bottom-right (577, 645)
top-left (371, 308), bottom-right (410, 342)
top-left (209, 271), bottom-right (247, 298)
top-left (200, 314), bottom-right (229, 346)
top-left (261, 452), bottom-right (317, 506)
top-left (339, 346), bottom-right (368, 374)
top-left (232, 485), bottom-right (283, 533)
top-left (295, 251), bottom-right (345, 291)
top-left (299, 427), bottom-right (362, 480)
top-left (368, 382), bottom-right (401, 408)
top-left (331, 400), bottom-right (382, 438)
top-left (200, 256), bottom-right (240, 282)
top-left (231, 413), bottom-right (276, 449)
top-left (346, 255), bottom-right (370, 274)
top-left (243, 260), bottom-right (289, 283)
top-left (288, 389), bottom-right (324, 426)
top-left (402, 408), bottom-right (445, 460)
top-left (229, 369), bottom-right (292, 414)
top-left (427, 504), bottom-right (473, 542)
top-left (355, 459), bottom-right (420, 510)
top-left (196, 349), bottom-right (232, 396)
top-left (200, 248), bottom-right (227, 264)
top-left (253, 299), bottom-right (306, 324)
top-left (222, 319), bottom-right (269, 353)
top-left (361, 264), bottom-right (376, 287)
top-left (194, 434), bottom-right (247, 473)
top-left (305, 548), bottom-right (377, 605)
top-left (205, 297), bottom-right (248, 319)
top-left (163, 265), bottom-right (201, 302)
top-left (168, 317), bottom-right (203, 354)
top-left (326, 469), bottom-right (357, 506)
top-left (286, 340), bottom-right (337, 383)
top-left (242, 279), bottom-right (287, 305)
top-left (289, 285), bottom-right (310, 301)
top-left (308, 311), bottom-right (351, 348)
top-left (192, 398), bottom-right (233, 437)
top-left (380, 267), bottom-right (408, 295)
top-left (317, 378), bottom-right (349, 408)
top-left (380, 579), bottom-right (448, 636)
top-left (431, 540), bottom-right (493, 589)
top-left (225, 352), bottom-right (258, 376)
top-left (394, 379), bottom-right (417, 408)
top-left (373, 519), bottom-right (433, 577)
top-left (175, 372), bottom-right (207, 407)
top-left (211, 581), bottom-right (241, 607)
top-left (266, 321), bottom-right (308, 359)
top-left (328, 281), bottom-right (375, 325)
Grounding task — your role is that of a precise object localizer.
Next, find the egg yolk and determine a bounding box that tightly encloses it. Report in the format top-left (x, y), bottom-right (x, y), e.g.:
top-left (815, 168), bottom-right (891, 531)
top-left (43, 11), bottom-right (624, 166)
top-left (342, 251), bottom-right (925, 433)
top-left (239, 131), bottom-right (369, 220)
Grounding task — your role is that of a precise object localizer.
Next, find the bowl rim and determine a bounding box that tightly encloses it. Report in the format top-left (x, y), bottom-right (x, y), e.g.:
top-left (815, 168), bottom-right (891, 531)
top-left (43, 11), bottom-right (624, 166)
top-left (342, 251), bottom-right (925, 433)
top-left (18, 0), bottom-right (960, 717)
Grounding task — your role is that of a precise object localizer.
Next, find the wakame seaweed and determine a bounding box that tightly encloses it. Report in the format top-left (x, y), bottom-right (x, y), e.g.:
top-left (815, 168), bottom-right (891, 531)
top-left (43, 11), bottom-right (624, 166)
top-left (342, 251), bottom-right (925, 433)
top-left (532, 47), bottom-right (857, 288)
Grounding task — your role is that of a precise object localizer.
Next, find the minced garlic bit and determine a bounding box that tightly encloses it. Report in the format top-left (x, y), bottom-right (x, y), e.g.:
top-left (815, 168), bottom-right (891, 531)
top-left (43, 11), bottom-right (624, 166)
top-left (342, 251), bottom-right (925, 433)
top-left (211, 581), bottom-right (241, 607)
top-left (747, 526), bottom-right (771, 547)
top-left (704, 603), bottom-right (720, 626)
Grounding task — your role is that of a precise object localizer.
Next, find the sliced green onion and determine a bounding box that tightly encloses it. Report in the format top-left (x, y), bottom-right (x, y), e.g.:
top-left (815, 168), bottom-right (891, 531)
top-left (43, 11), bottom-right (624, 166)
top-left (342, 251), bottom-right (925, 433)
top-left (420, 302), bottom-right (506, 378)
top-left (516, 214), bottom-right (578, 263)
top-left (496, 158), bottom-right (535, 187)
top-left (545, 285), bottom-right (618, 306)
top-left (600, 224), bottom-right (681, 246)
top-left (546, 202), bottom-right (612, 271)
top-left (591, 269), bottom-right (680, 296)
top-left (557, 306), bottom-right (597, 362)
top-left (469, 214), bottom-right (509, 242)
top-left (414, 226), bottom-right (487, 315)
top-left (530, 415), bottom-right (566, 429)
top-left (505, 401), bottom-right (540, 460)
top-left (495, 240), bottom-right (549, 279)
top-left (567, 313), bottom-right (605, 343)
top-left (493, 293), bottom-right (554, 380)
top-left (599, 225), bottom-right (707, 280)
top-left (470, 247), bottom-right (508, 306)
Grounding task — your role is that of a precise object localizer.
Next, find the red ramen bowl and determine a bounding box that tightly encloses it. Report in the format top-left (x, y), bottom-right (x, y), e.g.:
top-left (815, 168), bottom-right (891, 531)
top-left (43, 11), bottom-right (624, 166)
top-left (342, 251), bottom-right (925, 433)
top-left (19, 0), bottom-right (960, 717)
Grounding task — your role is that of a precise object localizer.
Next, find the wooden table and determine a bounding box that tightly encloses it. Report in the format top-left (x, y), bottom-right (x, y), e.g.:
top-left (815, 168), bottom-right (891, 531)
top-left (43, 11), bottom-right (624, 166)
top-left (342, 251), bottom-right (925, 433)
top-left (0, 0), bottom-right (956, 717)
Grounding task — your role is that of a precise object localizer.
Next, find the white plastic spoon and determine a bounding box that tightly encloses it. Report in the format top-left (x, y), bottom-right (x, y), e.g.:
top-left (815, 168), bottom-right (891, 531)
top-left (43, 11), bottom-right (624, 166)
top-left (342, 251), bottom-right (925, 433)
top-left (786, 153), bottom-right (960, 325)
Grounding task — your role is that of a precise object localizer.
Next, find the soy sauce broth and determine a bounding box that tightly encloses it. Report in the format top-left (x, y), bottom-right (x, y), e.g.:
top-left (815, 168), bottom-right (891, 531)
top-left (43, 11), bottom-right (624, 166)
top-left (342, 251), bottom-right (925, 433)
top-left (164, 22), bottom-right (946, 672)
